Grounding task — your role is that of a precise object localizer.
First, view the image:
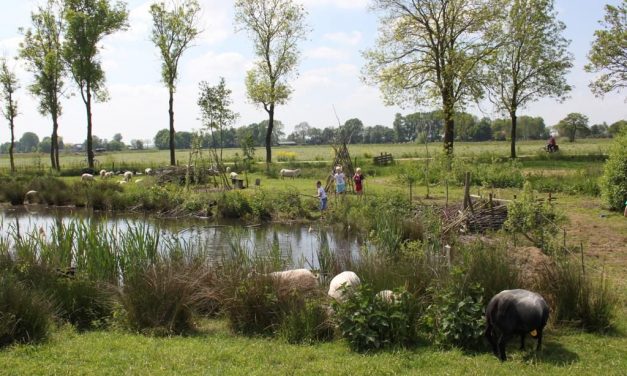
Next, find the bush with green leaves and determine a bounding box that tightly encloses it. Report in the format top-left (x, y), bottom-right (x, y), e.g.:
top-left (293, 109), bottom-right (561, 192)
top-left (333, 284), bottom-right (420, 352)
top-left (421, 272), bottom-right (485, 349)
top-left (278, 297), bottom-right (334, 344)
top-left (504, 181), bottom-right (565, 250)
top-left (599, 131), bottom-right (627, 210)
top-left (217, 191), bottom-right (253, 219)
top-left (0, 273), bottom-right (54, 347)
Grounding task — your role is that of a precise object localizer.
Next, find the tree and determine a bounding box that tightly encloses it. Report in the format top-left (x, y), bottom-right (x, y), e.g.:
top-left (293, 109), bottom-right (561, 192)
top-left (600, 130), bottom-right (627, 211)
top-left (292, 121), bottom-right (311, 144)
top-left (150, 0), bottom-right (201, 166)
top-left (556, 113), bottom-right (589, 142)
top-left (590, 122), bottom-right (610, 138)
top-left (197, 77), bottom-right (238, 163)
top-left (235, 0), bottom-right (308, 167)
top-left (19, 132), bottom-right (40, 153)
top-left (340, 118), bottom-right (364, 144)
top-left (0, 58), bottom-right (19, 173)
top-left (485, 0), bottom-right (572, 158)
top-left (585, 1), bottom-right (627, 97)
top-left (130, 139), bottom-right (144, 150)
top-left (39, 136), bottom-right (64, 152)
top-left (609, 119), bottom-right (627, 136)
top-left (19, 0), bottom-right (66, 170)
top-left (63, 0), bottom-right (128, 168)
top-left (154, 129), bottom-right (170, 150)
top-left (364, 0), bottom-right (502, 155)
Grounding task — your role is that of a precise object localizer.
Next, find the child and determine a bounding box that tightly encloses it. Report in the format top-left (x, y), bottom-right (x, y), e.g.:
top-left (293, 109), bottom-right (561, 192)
top-left (353, 167), bottom-right (364, 195)
top-left (316, 181), bottom-right (327, 212)
top-left (333, 166), bottom-right (346, 196)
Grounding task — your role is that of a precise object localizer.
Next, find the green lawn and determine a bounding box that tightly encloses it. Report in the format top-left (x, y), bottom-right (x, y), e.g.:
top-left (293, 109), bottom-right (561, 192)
top-left (1, 319), bottom-right (625, 375)
top-left (0, 139), bottom-right (612, 171)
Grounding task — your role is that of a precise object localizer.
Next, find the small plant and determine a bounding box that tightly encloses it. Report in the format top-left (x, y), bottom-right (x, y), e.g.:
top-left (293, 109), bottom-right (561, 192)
top-left (333, 284), bottom-right (420, 352)
top-left (421, 272), bottom-right (485, 349)
top-left (278, 297), bottom-right (334, 344)
top-left (0, 273), bottom-right (54, 347)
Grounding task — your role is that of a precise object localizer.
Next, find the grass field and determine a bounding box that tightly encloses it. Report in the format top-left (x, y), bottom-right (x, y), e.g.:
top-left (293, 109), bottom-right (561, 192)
top-left (1, 319), bottom-right (625, 375)
top-left (0, 139), bottom-right (612, 171)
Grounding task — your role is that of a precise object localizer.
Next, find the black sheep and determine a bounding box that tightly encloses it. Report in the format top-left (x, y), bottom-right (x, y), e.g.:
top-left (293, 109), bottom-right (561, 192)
top-left (485, 289), bottom-right (550, 361)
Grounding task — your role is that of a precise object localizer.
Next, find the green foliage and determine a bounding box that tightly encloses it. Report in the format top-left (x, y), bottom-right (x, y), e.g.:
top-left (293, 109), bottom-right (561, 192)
top-left (556, 113), bottom-right (590, 142)
top-left (539, 258), bottom-right (618, 332)
top-left (0, 178), bottom-right (28, 205)
top-left (505, 181), bottom-right (565, 249)
top-left (217, 191), bottom-right (253, 219)
top-left (28, 176), bottom-right (74, 205)
top-left (0, 273), bottom-right (53, 347)
top-left (527, 168), bottom-right (601, 196)
top-left (116, 260), bottom-right (205, 335)
top-left (421, 275), bottom-right (485, 349)
top-left (50, 278), bottom-right (113, 331)
top-left (585, 1), bottom-right (627, 96)
top-left (278, 298), bottom-right (334, 344)
top-left (333, 284), bottom-right (420, 352)
top-left (600, 131), bottom-right (627, 210)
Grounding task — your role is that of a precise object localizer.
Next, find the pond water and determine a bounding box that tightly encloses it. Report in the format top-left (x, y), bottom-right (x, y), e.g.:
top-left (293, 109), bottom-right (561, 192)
top-left (0, 206), bottom-right (363, 268)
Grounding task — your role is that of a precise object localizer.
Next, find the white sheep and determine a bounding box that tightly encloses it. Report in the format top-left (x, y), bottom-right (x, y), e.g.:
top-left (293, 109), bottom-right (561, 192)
top-left (229, 171), bottom-right (239, 180)
top-left (81, 173), bottom-right (94, 182)
top-left (376, 290), bottom-right (400, 304)
top-left (104, 171), bottom-right (114, 179)
top-left (123, 171), bottom-right (133, 182)
top-left (280, 168), bottom-right (301, 179)
top-left (145, 168), bottom-right (154, 176)
top-left (328, 271), bottom-right (361, 302)
top-left (99, 169), bottom-right (107, 178)
top-left (119, 180), bottom-right (127, 185)
top-left (269, 269), bottom-right (319, 296)
top-left (135, 179), bottom-right (143, 183)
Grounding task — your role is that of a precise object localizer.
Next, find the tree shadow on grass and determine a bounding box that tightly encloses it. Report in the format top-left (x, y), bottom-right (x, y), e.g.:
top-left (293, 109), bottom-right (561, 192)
top-left (519, 340), bottom-right (579, 366)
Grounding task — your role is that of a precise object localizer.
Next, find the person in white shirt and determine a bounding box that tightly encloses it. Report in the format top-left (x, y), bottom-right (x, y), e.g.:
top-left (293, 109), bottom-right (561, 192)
top-left (333, 165), bottom-right (346, 196)
top-left (316, 180), bottom-right (327, 211)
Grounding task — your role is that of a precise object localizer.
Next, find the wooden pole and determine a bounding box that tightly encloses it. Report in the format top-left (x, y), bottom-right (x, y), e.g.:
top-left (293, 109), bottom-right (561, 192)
top-left (580, 242), bottom-right (585, 277)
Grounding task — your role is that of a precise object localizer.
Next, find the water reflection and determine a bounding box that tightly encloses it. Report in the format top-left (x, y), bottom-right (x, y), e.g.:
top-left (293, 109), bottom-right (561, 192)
top-left (0, 207), bottom-right (362, 268)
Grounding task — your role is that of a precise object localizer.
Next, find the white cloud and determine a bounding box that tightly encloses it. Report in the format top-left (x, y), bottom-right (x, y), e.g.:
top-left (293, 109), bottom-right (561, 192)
top-left (185, 51), bottom-right (251, 82)
top-left (0, 36), bottom-right (20, 56)
top-left (323, 31), bottom-right (363, 46)
top-left (304, 46), bottom-right (349, 60)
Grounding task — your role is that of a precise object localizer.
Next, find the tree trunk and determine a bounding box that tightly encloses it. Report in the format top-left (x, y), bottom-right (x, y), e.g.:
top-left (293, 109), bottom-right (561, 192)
top-left (86, 82), bottom-right (95, 169)
top-left (169, 86), bottom-right (176, 166)
top-left (510, 112), bottom-right (517, 159)
top-left (443, 105), bottom-right (455, 155)
top-left (51, 108), bottom-right (60, 171)
top-left (265, 104), bottom-right (275, 168)
top-left (9, 120), bottom-right (15, 173)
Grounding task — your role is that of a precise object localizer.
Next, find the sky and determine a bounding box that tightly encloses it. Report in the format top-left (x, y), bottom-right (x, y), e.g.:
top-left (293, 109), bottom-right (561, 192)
top-left (0, 0), bottom-right (625, 144)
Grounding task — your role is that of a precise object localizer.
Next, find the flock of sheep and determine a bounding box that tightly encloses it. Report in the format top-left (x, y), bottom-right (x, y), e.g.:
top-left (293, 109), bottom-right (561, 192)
top-left (273, 268), bottom-right (549, 361)
top-left (80, 168), bottom-right (155, 184)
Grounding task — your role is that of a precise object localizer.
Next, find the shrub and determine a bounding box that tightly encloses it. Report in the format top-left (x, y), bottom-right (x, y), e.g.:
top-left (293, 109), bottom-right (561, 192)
top-left (0, 179), bottom-right (28, 205)
top-left (218, 191), bottom-right (252, 219)
top-left (27, 177), bottom-right (73, 205)
top-left (421, 272), bottom-right (485, 349)
top-left (117, 260), bottom-right (206, 335)
top-left (278, 297), bottom-right (334, 344)
top-left (333, 284), bottom-right (420, 352)
top-left (539, 258), bottom-right (617, 331)
top-left (505, 181), bottom-right (565, 250)
top-left (51, 278), bottom-right (113, 331)
top-left (600, 131), bottom-right (627, 210)
top-left (0, 273), bottom-right (54, 347)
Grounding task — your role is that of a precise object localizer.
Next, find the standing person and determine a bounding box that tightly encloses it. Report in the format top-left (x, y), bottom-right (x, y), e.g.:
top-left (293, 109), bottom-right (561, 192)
top-left (333, 166), bottom-right (346, 197)
top-left (353, 167), bottom-right (364, 196)
top-left (316, 181), bottom-right (327, 214)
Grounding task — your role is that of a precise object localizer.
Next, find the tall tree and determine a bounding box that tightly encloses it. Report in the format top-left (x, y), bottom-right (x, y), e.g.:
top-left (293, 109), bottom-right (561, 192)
top-left (585, 1), bottom-right (627, 97)
top-left (485, 0), bottom-right (572, 158)
top-left (364, 0), bottom-right (502, 155)
top-left (63, 0), bottom-right (128, 169)
top-left (19, 0), bottom-right (66, 170)
top-left (0, 58), bottom-right (19, 173)
top-left (197, 77), bottom-right (238, 164)
top-left (556, 113), bottom-right (590, 142)
top-left (150, 0), bottom-right (201, 166)
top-left (234, 0), bottom-right (308, 167)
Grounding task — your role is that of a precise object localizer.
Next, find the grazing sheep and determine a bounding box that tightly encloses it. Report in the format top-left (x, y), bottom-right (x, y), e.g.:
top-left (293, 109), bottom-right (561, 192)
top-left (24, 190), bottom-right (38, 205)
top-left (226, 166), bottom-right (231, 173)
top-left (145, 168), bottom-right (154, 176)
top-left (269, 269), bottom-right (319, 296)
top-left (280, 168), bottom-right (301, 179)
top-left (229, 171), bottom-right (239, 180)
top-left (81, 173), bottom-right (94, 182)
top-left (119, 180), bottom-right (127, 185)
top-left (328, 271), bottom-right (361, 302)
top-left (99, 169), bottom-right (107, 178)
top-left (104, 171), bottom-right (114, 179)
top-left (124, 171), bottom-right (133, 182)
top-left (485, 289), bottom-right (550, 361)
top-left (135, 179), bottom-right (143, 183)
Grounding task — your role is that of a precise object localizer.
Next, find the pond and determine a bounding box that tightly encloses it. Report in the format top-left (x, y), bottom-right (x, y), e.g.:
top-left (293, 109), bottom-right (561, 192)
top-left (0, 206), bottom-right (363, 269)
